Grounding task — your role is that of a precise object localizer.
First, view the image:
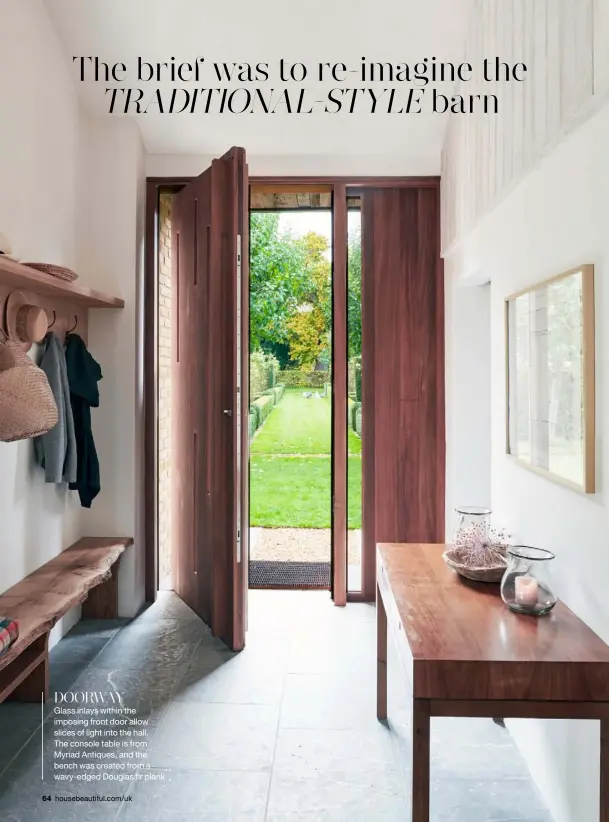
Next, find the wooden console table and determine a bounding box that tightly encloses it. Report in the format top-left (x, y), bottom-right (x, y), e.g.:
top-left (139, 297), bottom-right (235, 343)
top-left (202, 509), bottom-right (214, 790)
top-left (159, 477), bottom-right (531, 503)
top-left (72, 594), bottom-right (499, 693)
top-left (376, 543), bottom-right (609, 822)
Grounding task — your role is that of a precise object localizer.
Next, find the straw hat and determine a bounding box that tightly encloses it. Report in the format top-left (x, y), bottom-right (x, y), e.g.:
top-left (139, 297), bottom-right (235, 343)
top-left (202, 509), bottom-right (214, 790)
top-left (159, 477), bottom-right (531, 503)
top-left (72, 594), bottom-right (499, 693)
top-left (0, 330), bottom-right (58, 442)
top-left (5, 291), bottom-right (48, 352)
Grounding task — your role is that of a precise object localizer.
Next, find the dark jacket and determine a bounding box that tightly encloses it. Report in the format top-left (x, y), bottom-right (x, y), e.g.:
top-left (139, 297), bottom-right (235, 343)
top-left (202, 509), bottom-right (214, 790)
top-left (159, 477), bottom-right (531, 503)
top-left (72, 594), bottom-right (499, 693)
top-left (65, 334), bottom-right (102, 508)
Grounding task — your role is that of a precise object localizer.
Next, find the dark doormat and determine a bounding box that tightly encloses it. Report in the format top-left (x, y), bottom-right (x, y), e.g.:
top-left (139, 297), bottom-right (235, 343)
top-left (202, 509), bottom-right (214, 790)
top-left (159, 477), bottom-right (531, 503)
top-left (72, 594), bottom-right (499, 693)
top-left (249, 560), bottom-right (330, 589)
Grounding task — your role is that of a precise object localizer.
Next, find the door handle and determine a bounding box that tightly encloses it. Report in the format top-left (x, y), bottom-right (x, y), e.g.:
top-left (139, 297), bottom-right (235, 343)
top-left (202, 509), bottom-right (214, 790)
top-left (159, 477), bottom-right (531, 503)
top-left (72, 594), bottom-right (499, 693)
top-left (223, 409), bottom-right (232, 417)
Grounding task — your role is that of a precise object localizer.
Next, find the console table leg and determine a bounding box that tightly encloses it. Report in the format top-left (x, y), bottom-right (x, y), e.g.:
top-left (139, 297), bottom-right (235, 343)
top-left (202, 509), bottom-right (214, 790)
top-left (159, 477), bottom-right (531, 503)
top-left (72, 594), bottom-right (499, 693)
top-left (602, 719), bottom-right (609, 822)
top-left (412, 699), bottom-right (430, 822)
top-left (377, 583), bottom-right (387, 721)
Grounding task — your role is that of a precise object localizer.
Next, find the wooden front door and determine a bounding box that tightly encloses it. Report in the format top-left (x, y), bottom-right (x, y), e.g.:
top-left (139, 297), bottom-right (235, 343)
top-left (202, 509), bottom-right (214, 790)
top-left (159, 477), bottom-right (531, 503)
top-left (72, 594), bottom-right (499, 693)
top-left (361, 185), bottom-right (444, 599)
top-left (172, 147), bottom-right (248, 651)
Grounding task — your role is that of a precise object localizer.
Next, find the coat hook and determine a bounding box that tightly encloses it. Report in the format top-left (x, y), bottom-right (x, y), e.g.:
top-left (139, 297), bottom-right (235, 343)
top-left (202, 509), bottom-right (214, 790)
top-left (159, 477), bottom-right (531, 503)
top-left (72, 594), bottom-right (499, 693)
top-left (47, 310), bottom-right (56, 329)
top-left (67, 315), bottom-right (78, 334)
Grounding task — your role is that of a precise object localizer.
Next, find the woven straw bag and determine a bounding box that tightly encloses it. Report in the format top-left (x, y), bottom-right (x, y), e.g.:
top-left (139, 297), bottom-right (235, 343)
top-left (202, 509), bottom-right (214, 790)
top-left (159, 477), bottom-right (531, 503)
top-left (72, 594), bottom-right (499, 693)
top-left (0, 330), bottom-right (58, 442)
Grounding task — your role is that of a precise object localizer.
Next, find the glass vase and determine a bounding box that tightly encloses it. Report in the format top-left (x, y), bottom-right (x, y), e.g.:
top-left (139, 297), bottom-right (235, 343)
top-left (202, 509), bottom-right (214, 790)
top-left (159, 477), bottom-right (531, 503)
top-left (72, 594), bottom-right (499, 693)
top-left (454, 506), bottom-right (492, 547)
top-left (500, 546), bottom-right (557, 616)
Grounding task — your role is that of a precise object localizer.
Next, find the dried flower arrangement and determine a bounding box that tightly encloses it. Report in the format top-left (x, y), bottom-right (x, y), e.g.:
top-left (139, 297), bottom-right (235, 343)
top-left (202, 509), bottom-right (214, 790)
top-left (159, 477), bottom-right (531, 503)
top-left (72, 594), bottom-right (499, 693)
top-left (454, 522), bottom-right (511, 567)
top-left (444, 522), bottom-right (512, 582)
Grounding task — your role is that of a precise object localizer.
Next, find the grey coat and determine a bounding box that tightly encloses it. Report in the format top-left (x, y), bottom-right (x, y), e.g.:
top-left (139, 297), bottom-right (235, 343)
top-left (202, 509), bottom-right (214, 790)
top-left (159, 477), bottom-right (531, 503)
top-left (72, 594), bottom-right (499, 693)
top-left (34, 333), bottom-right (77, 484)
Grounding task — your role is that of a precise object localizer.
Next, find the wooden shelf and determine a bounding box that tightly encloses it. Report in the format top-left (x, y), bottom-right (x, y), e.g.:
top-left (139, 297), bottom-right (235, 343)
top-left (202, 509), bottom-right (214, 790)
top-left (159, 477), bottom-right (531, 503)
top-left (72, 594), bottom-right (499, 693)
top-left (0, 256), bottom-right (124, 308)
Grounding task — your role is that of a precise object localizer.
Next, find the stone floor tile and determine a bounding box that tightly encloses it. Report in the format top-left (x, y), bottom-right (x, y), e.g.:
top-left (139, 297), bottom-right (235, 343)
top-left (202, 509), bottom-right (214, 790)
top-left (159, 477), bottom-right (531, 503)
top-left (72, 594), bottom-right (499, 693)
top-left (266, 771), bottom-right (408, 821)
top-left (173, 637), bottom-right (286, 705)
top-left (92, 618), bottom-right (207, 672)
top-left (280, 672), bottom-right (378, 731)
top-left (430, 778), bottom-right (553, 821)
top-left (117, 769), bottom-right (269, 821)
top-left (148, 701), bottom-right (279, 772)
top-left (273, 726), bottom-right (403, 790)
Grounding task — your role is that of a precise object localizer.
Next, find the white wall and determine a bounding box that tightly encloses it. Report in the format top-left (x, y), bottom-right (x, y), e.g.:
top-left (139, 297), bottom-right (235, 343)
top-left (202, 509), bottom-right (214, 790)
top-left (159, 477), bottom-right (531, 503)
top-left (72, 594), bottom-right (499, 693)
top-left (76, 116), bottom-right (146, 618)
top-left (0, 1), bottom-right (145, 625)
top-left (444, 278), bottom-right (491, 533)
top-left (444, 100), bottom-right (609, 822)
top-left (0, 0), bottom-right (81, 621)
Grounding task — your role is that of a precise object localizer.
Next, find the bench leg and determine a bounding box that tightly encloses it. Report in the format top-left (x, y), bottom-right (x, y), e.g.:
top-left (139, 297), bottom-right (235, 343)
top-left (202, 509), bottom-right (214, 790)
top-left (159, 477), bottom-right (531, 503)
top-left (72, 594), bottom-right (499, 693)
top-left (602, 719), bottom-right (609, 822)
top-left (377, 583), bottom-right (387, 721)
top-left (412, 699), bottom-right (430, 822)
top-left (82, 560), bottom-right (120, 619)
top-left (9, 635), bottom-right (49, 703)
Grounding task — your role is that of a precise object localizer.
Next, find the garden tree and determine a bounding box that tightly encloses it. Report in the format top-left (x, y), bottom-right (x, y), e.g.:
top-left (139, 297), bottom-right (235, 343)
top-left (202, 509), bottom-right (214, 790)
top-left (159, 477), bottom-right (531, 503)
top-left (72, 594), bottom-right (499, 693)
top-left (260, 340), bottom-right (291, 370)
top-left (347, 226), bottom-right (362, 358)
top-left (249, 213), bottom-right (309, 349)
top-left (287, 231), bottom-right (331, 369)
top-left (287, 308), bottom-right (326, 370)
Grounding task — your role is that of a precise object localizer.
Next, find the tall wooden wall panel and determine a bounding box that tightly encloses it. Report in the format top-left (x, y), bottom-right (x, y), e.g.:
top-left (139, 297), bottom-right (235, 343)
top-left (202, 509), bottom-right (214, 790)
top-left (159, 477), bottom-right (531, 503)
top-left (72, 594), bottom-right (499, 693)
top-left (362, 186), bottom-right (444, 598)
top-left (172, 171), bottom-right (213, 625)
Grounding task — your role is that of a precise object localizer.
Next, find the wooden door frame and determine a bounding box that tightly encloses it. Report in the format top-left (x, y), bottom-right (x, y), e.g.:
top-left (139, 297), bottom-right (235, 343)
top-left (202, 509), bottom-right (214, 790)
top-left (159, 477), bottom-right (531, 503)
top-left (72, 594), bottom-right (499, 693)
top-left (144, 174), bottom-right (441, 605)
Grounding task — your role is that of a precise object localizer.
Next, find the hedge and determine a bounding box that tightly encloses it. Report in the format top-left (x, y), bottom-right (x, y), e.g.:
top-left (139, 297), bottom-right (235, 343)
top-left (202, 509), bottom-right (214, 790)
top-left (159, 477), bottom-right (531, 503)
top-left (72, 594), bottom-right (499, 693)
top-left (252, 393), bottom-right (274, 425)
top-left (350, 401), bottom-right (361, 432)
top-left (248, 412), bottom-right (257, 440)
top-left (355, 406), bottom-right (362, 437)
top-left (249, 404), bottom-right (260, 429)
top-left (262, 383), bottom-right (286, 405)
top-left (278, 370), bottom-right (329, 389)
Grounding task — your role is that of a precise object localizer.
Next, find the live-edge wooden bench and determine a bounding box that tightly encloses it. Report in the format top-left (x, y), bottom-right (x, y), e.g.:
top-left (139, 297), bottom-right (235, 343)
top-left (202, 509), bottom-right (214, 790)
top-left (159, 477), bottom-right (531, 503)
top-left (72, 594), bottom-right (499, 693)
top-left (376, 542), bottom-right (609, 822)
top-left (0, 537), bottom-right (133, 704)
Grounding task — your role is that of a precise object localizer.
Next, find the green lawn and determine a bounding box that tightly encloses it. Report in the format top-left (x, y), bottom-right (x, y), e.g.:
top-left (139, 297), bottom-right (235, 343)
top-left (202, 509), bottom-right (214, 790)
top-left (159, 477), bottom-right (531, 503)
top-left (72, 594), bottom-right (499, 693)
top-left (250, 389), bottom-right (362, 528)
top-left (251, 389), bottom-right (361, 455)
top-left (250, 456), bottom-right (362, 528)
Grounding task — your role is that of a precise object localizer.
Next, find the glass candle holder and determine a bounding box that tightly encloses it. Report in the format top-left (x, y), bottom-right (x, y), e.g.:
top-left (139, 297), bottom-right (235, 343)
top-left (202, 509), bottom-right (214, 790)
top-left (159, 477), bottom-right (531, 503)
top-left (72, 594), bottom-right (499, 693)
top-left (454, 506), bottom-right (492, 545)
top-left (500, 546), bottom-right (557, 616)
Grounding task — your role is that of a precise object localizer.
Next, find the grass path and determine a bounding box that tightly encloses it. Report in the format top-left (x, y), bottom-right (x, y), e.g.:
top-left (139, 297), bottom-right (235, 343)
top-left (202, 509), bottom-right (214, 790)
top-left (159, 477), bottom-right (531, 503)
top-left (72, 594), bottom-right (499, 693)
top-left (250, 389), bottom-right (362, 528)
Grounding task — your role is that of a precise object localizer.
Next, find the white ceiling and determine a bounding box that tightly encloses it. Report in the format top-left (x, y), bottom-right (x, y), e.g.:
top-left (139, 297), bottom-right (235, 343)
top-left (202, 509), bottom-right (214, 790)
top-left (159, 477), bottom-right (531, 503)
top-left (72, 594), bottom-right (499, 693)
top-left (44, 0), bottom-right (471, 168)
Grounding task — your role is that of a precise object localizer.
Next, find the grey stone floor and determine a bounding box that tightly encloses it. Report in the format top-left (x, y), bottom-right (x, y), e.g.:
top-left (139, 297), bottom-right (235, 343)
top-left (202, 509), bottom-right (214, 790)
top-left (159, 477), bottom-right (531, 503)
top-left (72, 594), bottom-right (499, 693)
top-left (0, 590), bottom-right (553, 821)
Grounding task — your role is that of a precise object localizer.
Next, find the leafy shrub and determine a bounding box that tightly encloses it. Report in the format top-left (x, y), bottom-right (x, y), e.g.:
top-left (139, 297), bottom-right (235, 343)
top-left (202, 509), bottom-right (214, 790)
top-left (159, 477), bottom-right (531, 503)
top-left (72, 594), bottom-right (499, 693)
top-left (269, 358), bottom-right (279, 388)
top-left (250, 350), bottom-right (280, 399)
top-left (278, 370), bottom-right (329, 389)
top-left (350, 401), bottom-right (361, 432)
top-left (249, 404), bottom-right (260, 429)
top-left (347, 396), bottom-right (355, 425)
top-left (253, 394), bottom-right (274, 425)
top-left (248, 412), bottom-right (257, 440)
top-left (263, 383), bottom-right (286, 404)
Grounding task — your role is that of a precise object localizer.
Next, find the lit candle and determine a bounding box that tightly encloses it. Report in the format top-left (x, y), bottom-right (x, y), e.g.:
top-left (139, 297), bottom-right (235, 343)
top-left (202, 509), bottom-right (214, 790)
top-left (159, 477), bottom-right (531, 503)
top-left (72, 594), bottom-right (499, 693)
top-left (515, 575), bottom-right (538, 606)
